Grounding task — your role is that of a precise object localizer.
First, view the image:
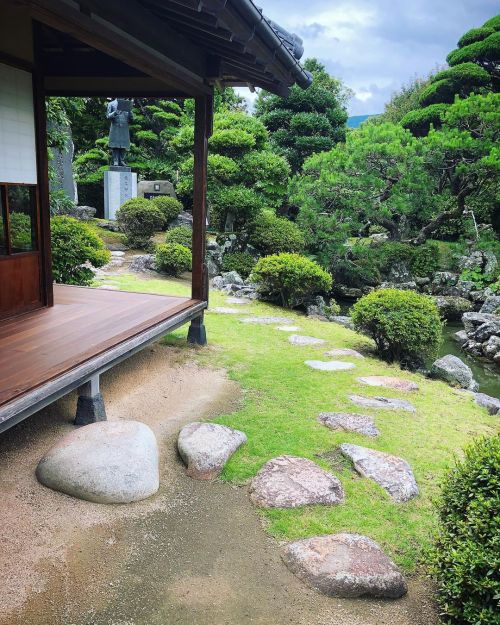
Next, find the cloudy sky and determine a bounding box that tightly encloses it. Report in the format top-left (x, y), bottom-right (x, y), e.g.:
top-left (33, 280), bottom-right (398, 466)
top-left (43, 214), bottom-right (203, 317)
top-left (241, 0), bottom-right (497, 115)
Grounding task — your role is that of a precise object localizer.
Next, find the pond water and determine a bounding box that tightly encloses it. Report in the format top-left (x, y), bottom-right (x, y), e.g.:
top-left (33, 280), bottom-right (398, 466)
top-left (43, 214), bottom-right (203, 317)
top-left (338, 300), bottom-right (500, 398)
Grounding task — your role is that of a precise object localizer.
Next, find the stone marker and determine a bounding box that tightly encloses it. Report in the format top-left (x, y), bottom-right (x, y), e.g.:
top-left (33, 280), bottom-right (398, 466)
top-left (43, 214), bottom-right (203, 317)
top-left (211, 307), bottom-right (241, 314)
top-left (276, 325), bottom-right (300, 332)
top-left (178, 422), bottom-right (247, 480)
top-left (430, 354), bottom-right (478, 391)
top-left (288, 334), bottom-right (327, 346)
top-left (474, 392), bottom-right (500, 415)
top-left (357, 376), bottom-right (419, 392)
top-left (36, 421), bottom-right (159, 504)
top-left (249, 455), bottom-right (345, 508)
top-left (226, 297), bottom-right (252, 305)
top-left (240, 316), bottom-right (293, 325)
top-left (340, 443), bottom-right (418, 502)
top-left (349, 394), bottom-right (416, 413)
top-left (318, 412), bottom-right (379, 437)
top-left (305, 360), bottom-right (356, 371)
top-left (282, 533), bottom-right (407, 598)
top-left (324, 348), bottom-right (364, 359)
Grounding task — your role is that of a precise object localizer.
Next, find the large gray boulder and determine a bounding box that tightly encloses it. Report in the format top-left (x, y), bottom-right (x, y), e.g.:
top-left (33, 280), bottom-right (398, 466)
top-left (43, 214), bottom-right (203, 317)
top-left (282, 533), bottom-right (407, 599)
top-left (472, 321), bottom-right (500, 343)
top-left (36, 421), bottom-right (159, 504)
top-left (340, 444), bottom-right (418, 502)
top-left (178, 422), bottom-right (247, 480)
top-left (430, 354), bottom-right (478, 391)
top-left (349, 394), bottom-right (416, 413)
top-left (480, 295), bottom-right (500, 314)
top-left (318, 412), bottom-right (379, 437)
top-left (462, 312), bottom-right (496, 333)
top-left (433, 296), bottom-right (472, 320)
top-left (249, 455), bottom-right (345, 508)
top-left (474, 393), bottom-right (500, 415)
top-left (129, 254), bottom-right (156, 273)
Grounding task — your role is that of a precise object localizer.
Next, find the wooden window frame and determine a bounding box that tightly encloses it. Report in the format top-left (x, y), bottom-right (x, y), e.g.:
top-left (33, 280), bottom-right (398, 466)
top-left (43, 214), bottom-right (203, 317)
top-left (0, 182), bottom-right (40, 259)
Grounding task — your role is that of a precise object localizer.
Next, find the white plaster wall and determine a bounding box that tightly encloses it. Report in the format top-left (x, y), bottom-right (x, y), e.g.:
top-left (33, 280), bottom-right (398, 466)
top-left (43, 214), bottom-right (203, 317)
top-left (0, 63), bottom-right (37, 184)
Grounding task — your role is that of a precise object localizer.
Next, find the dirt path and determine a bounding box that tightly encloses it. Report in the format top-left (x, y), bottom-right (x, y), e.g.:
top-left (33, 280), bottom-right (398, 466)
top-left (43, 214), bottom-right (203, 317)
top-left (0, 343), bottom-right (438, 625)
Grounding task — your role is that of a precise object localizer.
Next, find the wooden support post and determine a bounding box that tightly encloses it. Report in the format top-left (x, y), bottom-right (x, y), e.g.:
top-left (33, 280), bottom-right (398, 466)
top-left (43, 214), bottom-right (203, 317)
top-left (188, 93), bottom-right (213, 346)
top-left (75, 374), bottom-right (107, 425)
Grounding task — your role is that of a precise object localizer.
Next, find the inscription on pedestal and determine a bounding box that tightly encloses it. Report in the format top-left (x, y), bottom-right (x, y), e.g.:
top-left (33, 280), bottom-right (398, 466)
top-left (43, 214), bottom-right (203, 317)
top-left (104, 168), bottom-right (137, 220)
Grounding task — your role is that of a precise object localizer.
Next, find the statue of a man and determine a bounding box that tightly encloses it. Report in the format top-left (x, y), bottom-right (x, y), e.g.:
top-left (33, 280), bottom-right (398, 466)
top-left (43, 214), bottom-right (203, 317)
top-left (107, 98), bottom-right (133, 167)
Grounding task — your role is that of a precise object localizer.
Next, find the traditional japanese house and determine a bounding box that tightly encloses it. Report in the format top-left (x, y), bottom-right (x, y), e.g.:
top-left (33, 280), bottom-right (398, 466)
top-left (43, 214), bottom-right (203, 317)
top-left (0, 0), bottom-right (311, 432)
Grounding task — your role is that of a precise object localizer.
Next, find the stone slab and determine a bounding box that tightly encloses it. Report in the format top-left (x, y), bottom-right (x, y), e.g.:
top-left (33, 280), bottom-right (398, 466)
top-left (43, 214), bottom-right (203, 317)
top-left (318, 412), bottom-right (379, 437)
top-left (289, 334), bottom-right (327, 346)
top-left (211, 307), bottom-right (241, 314)
top-left (104, 169), bottom-right (137, 220)
top-left (239, 316), bottom-right (293, 325)
top-left (474, 392), bottom-right (500, 415)
top-left (357, 376), bottom-right (419, 392)
top-left (226, 297), bottom-right (252, 305)
top-left (349, 394), bottom-right (416, 413)
top-left (276, 325), bottom-right (301, 332)
top-left (305, 360), bottom-right (355, 371)
top-left (324, 348), bottom-right (365, 359)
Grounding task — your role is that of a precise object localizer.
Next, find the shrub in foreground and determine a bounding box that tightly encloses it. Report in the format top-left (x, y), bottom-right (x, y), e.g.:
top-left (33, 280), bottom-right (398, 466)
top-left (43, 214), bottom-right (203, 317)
top-left (151, 195), bottom-right (183, 227)
top-left (351, 288), bottom-right (442, 367)
top-left (165, 225), bottom-right (192, 250)
top-left (251, 253), bottom-right (332, 308)
top-left (155, 243), bottom-right (191, 276)
top-left (116, 198), bottom-right (164, 248)
top-left (222, 251), bottom-right (256, 279)
top-left (51, 216), bottom-right (110, 285)
top-left (248, 210), bottom-right (305, 256)
top-left (430, 435), bottom-right (500, 625)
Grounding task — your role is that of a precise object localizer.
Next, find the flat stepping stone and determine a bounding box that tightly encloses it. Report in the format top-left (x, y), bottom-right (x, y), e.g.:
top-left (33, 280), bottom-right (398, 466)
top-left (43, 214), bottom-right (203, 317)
top-left (249, 455), bottom-right (345, 508)
top-left (226, 297), bottom-right (252, 304)
top-left (289, 334), bottom-right (326, 346)
top-left (178, 422), bottom-right (247, 480)
top-left (276, 325), bottom-right (300, 332)
top-left (325, 348), bottom-right (364, 359)
top-left (36, 421), bottom-right (159, 504)
top-left (212, 307), bottom-right (241, 314)
top-left (282, 533), bottom-right (407, 598)
top-left (357, 376), bottom-right (418, 392)
top-left (305, 360), bottom-right (355, 371)
top-left (340, 443), bottom-right (419, 502)
top-left (240, 316), bottom-right (293, 324)
top-left (349, 394), bottom-right (416, 413)
top-left (319, 412), bottom-right (379, 437)
top-left (474, 392), bottom-right (500, 415)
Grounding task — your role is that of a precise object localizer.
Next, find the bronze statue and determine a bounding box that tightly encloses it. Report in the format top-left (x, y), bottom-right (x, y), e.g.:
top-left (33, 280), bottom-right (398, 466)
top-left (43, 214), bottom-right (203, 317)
top-left (107, 98), bottom-right (133, 167)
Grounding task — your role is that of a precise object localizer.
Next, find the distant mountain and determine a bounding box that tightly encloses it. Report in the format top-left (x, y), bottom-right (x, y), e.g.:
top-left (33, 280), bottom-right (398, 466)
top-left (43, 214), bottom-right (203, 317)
top-left (347, 114), bottom-right (376, 128)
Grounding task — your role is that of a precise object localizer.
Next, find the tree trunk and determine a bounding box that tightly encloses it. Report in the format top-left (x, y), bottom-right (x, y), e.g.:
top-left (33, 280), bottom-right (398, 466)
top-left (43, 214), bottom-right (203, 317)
top-left (412, 197), bottom-right (465, 244)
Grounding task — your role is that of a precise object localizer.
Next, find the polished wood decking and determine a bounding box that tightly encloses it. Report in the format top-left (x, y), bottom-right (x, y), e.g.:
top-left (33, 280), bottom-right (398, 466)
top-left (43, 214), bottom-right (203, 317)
top-left (0, 284), bottom-right (202, 411)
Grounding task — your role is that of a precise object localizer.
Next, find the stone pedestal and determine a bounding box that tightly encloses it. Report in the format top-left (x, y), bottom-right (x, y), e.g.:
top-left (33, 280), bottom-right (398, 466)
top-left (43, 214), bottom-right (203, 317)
top-left (104, 166), bottom-right (137, 220)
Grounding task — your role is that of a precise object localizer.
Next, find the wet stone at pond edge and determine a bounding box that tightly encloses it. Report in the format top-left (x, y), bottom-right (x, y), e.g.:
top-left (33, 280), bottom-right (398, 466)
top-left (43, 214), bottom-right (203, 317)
top-left (36, 421), bottom-right (160, 504)
top-left (282, 533), bottom-right (407, 599)
top-left (324, 348), bottom-right (365, 359)
top-left (349, 394), bottom-right (416, 413)
top-left (305, 360), bottom-right (355, 371)
top-left (340, 443), bottom-right (419, 502)
top-left (318, 412), bottom-right (379, 437)
top-left (249, 455), bottom-right (345, 508)
top-left (178, 422), bottom-right (247, 480)
top-left (357, 376), bottom-right (419, 392)
top-left (288, 334), bottom-right (327, 346)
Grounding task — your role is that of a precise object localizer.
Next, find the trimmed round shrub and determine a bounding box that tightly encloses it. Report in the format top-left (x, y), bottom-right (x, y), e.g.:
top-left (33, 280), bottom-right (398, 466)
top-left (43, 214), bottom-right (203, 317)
top-left (249, 211), bottom-right (305, 256)
top-left (51, 216), bottom-right (110, 285)
top-left (155, 243), bottom-right (191, 276)
top-left (209, 185), bottom-right (263, 231)
top-left (251, 253), bottom-right (332, 308)
top-left (165, 225), bottom-right (192, 250)
top-left (116, 198), bottom-right (164, 249)
top-left (351, 288), bottom-right (442, 367)
top-left (222, 251), bottom-right (256, 279)
top-left (411, 241), bottom-right (440, 276)
top-left (150, 195), bottom-right (182, 227)
top-left (401, 103), bottom-right (449, 136)
top-left (430, 435), bottom-right (500, 625)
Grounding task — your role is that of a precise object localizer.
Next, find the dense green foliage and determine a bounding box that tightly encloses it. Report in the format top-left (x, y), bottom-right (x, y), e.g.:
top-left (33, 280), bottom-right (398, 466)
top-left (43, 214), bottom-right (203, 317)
top-left (377, 75), bottom-right (433, 124)
top-left (256, 59), bottom-right (349, 172)
top-left (51, 216), bottom-right (110, 285)
top-left (351, 289), bottom-right (442, 367)
top-left (431, 435), bottom-right (500, 625)
top-left (150, 195), bottom-right (182, 227)
top-left (155, 243), bottom-right (192, 276)
top-left (164, 226), bottom-right (192, 249)
top-left (251, 253), bottom-right (332, 308)
top-left (248, 210), bottom-right (305, 256)
top-left (116, 198), bottom-right (164, 249)
top-left (221, 251), bottom-right (256, 279)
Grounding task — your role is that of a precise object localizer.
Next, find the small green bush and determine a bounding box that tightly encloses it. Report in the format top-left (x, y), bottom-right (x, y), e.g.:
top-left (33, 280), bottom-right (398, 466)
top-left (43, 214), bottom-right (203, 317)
top-left (222, 251), bottom-right (256, 279)
top-left (209, 185), bottom-right (263, 231)
top-left (411, 241), bottom-right (440, 276)
top-left (401, 103), bottom-right (449, 136)
top-left (116, 198), bottom-right (164, 249)
top-left (51, 216), bottom-right (110, 285)
top-left (165, 226), bottom-right (192, 250)
top-left (251, 253), bottom-right (332, 308)
top-left (430, 435), bottom-right (500, 625)
top-left (351, 288), bottom-right (442, 367)
top-left (150, 195), bottom-right (183, 227)
top-left (155, 243), bottom-right (191, 276)
top-left (249, 211), bottom-right (305, 256)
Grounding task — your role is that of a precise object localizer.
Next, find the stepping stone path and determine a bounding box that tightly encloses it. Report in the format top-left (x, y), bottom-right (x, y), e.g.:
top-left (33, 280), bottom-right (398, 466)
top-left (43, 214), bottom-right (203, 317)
top-left (325, 348), bottom-right (364, 359)
top-left (282, 533), bottom-right (407, 599)
top-left (178, 422), bottom-right (247, 480)
top-left (349, 394), bottom-right (416, 413)
top-left (289, 334), bottom-right (326, 346)
top-left (474, 392), bottom-right (500, 415)
top-left (357, 376), bottom-right (418, 392)
top-left (36, 421), bottom-right (159, 504)
top-left (340, 443), bottom-right (419, 502)
top-left (305, 360), bottom-right (355, 371)
top-left (276, 325), bottom-right (300, 332)
top-left (249, 455), bottom-right (345, 508)
top-left (226, 297), bottom-right (252, 305)
top-left (319, 412), bottom-right (379, 437)
top-left (240, 316), bottom-right (293, 325)
top-left (212, 307), bottom-right (241, 314)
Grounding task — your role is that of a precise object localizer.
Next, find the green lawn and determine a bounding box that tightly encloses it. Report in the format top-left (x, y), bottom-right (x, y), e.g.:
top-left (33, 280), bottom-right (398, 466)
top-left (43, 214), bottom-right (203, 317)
top-left (94, 273), bottom-right (498, 571)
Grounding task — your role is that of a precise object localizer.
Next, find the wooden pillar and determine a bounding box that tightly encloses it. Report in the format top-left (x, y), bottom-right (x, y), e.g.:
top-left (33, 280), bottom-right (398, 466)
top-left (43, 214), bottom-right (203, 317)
top-left (188, 93), bottom-right (213, 346)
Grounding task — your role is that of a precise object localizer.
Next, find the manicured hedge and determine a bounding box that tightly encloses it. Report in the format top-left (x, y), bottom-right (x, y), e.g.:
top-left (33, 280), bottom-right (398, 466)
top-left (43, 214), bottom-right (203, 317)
top-left (249, 211), bottom-right (305, 256)
top-left (155, 243), bottom-right (191, 276)
top-left (116, 198), bottom-right (164, 249)
top-left (222, 251), bottom-right (256, 279)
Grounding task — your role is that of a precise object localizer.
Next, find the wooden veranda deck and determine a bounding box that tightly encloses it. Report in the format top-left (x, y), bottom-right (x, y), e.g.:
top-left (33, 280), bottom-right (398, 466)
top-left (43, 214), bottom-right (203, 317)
top-left (0, 284), bottom-right (206, 432)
